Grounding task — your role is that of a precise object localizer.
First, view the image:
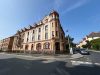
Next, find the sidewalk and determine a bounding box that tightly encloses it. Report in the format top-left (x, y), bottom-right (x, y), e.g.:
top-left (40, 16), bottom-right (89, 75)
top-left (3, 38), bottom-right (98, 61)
top-left (88, 50), bottom-right (100, 53)
top-left (0, 52), bottom-right (83, 60)
top-left (70, 53), bottom-right (83, 59)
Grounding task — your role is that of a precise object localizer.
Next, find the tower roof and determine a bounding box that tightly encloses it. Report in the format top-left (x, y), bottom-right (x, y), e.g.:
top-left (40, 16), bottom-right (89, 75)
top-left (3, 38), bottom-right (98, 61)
top-left (49, 10), bottom-right (59, 16)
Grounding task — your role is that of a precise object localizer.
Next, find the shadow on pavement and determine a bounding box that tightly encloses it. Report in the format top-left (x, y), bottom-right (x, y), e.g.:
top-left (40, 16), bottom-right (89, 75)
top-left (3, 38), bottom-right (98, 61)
top-left (0, 57), bottom-right (100, 75)
top-left (58, 61), bottom-right (100, 75)
top-left (0, 58), bottom-right (59, 75)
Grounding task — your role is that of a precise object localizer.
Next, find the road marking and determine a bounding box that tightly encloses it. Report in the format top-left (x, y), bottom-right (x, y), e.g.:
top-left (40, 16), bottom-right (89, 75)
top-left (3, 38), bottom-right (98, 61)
top-left (94, 63), bottom-right (100, 66)
top-left (71, 60), bottom-right (100, 66)
top-left (42, 60), bottom-right (55, 63)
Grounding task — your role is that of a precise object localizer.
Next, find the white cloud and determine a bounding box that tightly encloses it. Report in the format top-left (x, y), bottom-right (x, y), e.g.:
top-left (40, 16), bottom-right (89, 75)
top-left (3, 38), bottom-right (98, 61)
top-left (53, 0), bottom-right (90, 14)
top-left (63, 0), bottom-right (89, 14)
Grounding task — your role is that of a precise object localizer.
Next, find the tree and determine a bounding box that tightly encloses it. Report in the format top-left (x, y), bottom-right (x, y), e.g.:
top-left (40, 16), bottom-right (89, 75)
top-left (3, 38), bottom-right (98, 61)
top-left (82, 40), bottom-right (91, 49)
top-left (90, 38), bottom-right (100, 50)
top-left (65, 35), bottom-right (75, 48)
top-left (65, 35), bottom-right (74, 42)
top-left (82, 45), bottom-right (88, 48)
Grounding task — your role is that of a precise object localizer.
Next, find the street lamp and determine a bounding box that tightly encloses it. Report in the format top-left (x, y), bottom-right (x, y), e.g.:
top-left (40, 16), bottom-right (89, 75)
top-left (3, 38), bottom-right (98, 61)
top-left (66, 30), bottom-right (71, 50)
top-left (66, 30), bottom-right (73, 54)
top-left (68, 35), bottom-right (71, 50)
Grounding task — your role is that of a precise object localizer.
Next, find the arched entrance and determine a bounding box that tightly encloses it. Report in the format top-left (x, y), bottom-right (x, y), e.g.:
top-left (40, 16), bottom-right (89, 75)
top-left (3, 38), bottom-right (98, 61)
top-left (43, 42), bottom-right (50, 49)
top-left (31, 44), bottom-right (34, 50)
top-left (36, 43), bottom-right (41, 51)
top-left (55, 42), bottom-right (60, 54)
top-left (25, 45), bottom-right (29, 50)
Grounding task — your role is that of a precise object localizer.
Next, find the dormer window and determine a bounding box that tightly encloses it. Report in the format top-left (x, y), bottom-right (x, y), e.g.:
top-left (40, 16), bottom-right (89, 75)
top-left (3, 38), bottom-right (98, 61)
top-left (45, 19), bottom-right (48, 23)
top-left (45, 25), bottom-right (48, 31)
top-left (28, 32), bottom-right (29, 35)
top-left (39, 28), bottom-right (41, 32)
top-left (33, 30), bottom-right (35, 34)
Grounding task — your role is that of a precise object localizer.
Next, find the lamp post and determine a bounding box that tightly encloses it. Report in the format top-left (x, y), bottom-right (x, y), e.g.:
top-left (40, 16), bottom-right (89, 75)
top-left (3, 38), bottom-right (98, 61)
top-left (66, 30), bottom-right (73, 54)
top-left (66, 30), bottom-right (70, 50)
top-left (67, 35), bottom-right (71, 50)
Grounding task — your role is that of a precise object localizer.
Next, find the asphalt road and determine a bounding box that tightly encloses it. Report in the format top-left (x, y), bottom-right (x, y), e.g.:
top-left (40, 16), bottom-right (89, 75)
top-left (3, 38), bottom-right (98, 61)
top-left (0, 53), bottom-right (60, 75)
top-left (72, 50), bottom-right (100, 63)
top-left (53, 50), bottom-right (100, 75)
top-left (0, 52), bottom-right (100, 75)
top-left (86, 51), bottom-right (100, 63)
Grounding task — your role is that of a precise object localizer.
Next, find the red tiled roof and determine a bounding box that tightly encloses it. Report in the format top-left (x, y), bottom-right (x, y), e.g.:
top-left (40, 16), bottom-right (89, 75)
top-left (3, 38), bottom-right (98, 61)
top-left (87, 32), bottom-right (100, 37)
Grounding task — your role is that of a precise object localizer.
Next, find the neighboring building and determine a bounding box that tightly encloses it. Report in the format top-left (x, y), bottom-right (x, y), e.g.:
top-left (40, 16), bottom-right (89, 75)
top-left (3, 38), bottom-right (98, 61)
top-left (12, 10), bottom-right (66, 54)
top-left (0, 36), bottom-right (14, 51)
top-left (86, 32), bottom-right (100, 41)
top-left (77, 32), bottom-right (100, 48)
top-left (0, 40), bottom-right (3, 50)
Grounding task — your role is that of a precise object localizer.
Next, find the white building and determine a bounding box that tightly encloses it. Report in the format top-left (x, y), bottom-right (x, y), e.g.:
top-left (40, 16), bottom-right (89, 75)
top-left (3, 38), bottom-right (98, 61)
top-left (77, 32), bottom-right (100, 48)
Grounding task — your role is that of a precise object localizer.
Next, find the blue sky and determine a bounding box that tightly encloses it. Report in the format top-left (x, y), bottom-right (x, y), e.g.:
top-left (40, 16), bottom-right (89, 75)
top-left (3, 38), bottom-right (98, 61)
top-left (0, 0), bottom-right (100, 43)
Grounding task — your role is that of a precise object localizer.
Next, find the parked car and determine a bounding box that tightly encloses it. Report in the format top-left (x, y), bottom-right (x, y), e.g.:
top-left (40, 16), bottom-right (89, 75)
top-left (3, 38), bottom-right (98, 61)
top-left (73, 48), bottom-right (90, 55)
top-left (78, 49), bottom-right (90, 55)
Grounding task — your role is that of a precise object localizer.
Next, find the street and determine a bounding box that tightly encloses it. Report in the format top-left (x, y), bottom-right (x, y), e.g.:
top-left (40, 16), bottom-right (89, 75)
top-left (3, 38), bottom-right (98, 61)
top-left (0, 53), bottom-right (60, 75)
top-left (0, 51), bottom-right (100, 75)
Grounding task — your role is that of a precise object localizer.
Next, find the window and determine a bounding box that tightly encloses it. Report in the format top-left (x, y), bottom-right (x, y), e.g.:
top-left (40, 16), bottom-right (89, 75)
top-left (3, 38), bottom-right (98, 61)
top-left (44, 42), bottom-right (50, 49)
top-left (38, 35), bottom-right (40, 40)
top-left (28, 32), bottom-right (29, 35)
top-left (33, 30), bottom-right (35, 34)
top-left (27, 38), bottom-right (29, 42)
top-left (22, 33), bottom-right (25, 37)
top-left (36, 43), bottom-right (41, 50)
top-left (32, 36), bottom-right (34, 41)
top-left (52, 23), bottom-right (53, 27)
top-left (45, 25), bottom-right (48, 31)
top-left (22, 39), bottom-right (24, 43)
top-left (45, 19), bottom-right (48, 23)
top-left (55, 22), bottom-right (57, 27)
top-left (25, 45), bottom-right (28, 50)
top-left (39, 28), bottom-right (41, 32)
top-left (56, 15), bottom-right (58, 19)
top-left (31, 44), bottom-right (34, 50)
top-left (45, 33), bottom-right (48, 40)
top-left (52, 31), bottom-right (54, 37)
top-left (56, 31), bottom-right (58, 37)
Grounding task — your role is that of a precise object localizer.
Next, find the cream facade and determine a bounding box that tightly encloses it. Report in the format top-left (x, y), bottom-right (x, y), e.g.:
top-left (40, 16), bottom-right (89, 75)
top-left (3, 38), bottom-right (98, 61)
top-left (12, 11), bottom-right (66, 54)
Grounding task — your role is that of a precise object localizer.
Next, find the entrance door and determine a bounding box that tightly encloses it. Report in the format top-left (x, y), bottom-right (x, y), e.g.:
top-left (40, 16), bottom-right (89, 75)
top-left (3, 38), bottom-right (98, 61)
top-left (55, 42), bottom-right (60, 54)
top-left (25, 45), bottom-right (28, 50)
top-left (36, 43), bottom-right (41, 51)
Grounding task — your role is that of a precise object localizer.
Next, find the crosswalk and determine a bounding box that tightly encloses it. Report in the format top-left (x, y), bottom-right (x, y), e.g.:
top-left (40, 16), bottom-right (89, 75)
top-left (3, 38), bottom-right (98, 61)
top-left (71, 60), bottom-right (100, 66)
top-left (51, 60), bottom-right (100, 75)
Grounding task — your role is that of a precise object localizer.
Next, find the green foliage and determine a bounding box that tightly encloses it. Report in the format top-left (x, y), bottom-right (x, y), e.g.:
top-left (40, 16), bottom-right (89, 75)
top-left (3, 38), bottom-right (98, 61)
top-left (90, 38), bottom-right (100, 50)
top-left (65, 35), bottom-right (76, 48)
top-left (82, 40), bottom-right (91, 49)
top-left (82, 45), bottom-right (88, 48)
top-left (65, 35), bottom-right (74, 42)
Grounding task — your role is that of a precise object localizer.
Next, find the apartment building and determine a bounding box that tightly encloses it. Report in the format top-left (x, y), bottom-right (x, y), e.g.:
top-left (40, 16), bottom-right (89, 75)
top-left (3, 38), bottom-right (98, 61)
top-left (12, 11), bottom-right (66, 54)
top-left (0, 40), bottom-right (3, 50)
top-left (0, 36), bottom-right (14, 51)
